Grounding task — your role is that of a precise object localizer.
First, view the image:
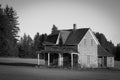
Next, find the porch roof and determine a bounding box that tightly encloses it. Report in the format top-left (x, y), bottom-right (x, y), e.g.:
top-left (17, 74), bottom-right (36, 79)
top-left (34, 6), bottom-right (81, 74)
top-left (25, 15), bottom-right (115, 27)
top-left (37, 49), bottom-right (78, 54)
top-left (98, 45), bottom-right (113, 57)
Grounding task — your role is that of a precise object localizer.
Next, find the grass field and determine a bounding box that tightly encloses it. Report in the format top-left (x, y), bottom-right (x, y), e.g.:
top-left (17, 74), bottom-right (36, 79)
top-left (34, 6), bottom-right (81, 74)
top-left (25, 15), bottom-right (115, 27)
top-left (0, 57), bottom-right (120, 80)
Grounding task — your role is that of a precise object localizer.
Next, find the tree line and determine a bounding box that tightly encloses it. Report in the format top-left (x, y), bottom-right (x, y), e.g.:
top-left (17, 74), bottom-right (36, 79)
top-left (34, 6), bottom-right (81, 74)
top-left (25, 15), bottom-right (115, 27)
top-left (0, 5), bottom-right (120, 60)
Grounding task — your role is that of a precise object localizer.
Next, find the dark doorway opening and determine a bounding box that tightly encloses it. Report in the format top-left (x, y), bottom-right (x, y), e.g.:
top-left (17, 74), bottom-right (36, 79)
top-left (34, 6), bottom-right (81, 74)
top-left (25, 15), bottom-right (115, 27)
top-left (73, 54), bottom-right (78, 68)
top-left (51, 53), bottom-right (59, 66)
top-left (63, 53), bottom-right (71, 68)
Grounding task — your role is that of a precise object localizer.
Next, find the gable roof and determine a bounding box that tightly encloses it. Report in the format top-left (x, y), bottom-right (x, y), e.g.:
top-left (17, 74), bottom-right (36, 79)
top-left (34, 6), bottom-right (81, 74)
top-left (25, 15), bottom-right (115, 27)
top-left (64, 28), bottom-right (89, 45)
top-left (45, 28), bottom-right (89, 45)
top-left (59, 30), bottom-right (71, 44)
top-left (46, 34), bottom-right (59, 44)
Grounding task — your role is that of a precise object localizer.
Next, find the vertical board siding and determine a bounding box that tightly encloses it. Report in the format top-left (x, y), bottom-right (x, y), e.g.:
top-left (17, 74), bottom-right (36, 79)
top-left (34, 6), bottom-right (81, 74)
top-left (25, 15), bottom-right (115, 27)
top-left (78, 29), bottom-right (98, 68)
top-left (107, 57), bottom-right (114, 67)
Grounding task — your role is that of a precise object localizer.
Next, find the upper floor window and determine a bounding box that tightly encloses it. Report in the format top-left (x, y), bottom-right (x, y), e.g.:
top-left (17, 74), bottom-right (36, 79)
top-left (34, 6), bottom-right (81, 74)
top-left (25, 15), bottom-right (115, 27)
top-left (84, 39), bottom-right (87, 46)
top-left (91, 39), bottom-right (94, 46)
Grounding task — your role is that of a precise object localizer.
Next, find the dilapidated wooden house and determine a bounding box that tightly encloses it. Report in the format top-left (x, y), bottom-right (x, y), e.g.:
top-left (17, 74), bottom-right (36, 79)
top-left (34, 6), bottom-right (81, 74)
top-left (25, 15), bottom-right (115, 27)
top-left (37, 24), bottom-right (114, 68)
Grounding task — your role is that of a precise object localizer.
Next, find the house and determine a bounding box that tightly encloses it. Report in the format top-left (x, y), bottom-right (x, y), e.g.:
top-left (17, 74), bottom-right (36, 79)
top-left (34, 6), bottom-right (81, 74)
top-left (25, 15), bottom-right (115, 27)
top-left (37, 24), bottom-right (114, 68)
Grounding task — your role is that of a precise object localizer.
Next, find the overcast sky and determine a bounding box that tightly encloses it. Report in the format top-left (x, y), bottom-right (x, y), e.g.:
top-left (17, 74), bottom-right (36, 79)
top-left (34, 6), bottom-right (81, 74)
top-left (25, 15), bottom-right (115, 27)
top-left (0, 0), bottom-right (120, 45)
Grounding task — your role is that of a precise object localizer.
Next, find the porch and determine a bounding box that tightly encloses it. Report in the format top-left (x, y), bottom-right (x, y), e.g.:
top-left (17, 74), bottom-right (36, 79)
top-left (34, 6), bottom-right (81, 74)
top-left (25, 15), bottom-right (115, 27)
top-left (36, 50), bottom-right (79, 68)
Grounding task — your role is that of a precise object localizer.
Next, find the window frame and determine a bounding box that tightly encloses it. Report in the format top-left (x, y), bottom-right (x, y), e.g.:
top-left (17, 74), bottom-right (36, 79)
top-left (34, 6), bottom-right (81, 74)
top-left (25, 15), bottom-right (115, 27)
top-left (84, 39), bottom-right (87, 46)
top-left (91, 39), bottom-right (94, 46)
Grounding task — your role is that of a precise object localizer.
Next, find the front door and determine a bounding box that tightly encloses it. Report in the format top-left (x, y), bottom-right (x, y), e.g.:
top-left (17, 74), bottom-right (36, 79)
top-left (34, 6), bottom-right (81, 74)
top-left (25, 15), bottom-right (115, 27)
top-left (73, 54), bottom-right (78, 68)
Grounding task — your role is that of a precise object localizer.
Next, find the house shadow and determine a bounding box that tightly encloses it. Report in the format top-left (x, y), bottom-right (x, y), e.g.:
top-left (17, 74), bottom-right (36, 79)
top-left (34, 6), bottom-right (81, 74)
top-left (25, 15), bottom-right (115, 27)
top-left (0, 62), bottom-right (37, 67)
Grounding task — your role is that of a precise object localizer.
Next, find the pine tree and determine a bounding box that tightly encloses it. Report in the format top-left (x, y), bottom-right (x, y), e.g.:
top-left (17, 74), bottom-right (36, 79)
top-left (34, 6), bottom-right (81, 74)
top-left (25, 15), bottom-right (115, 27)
top-left (18, 34), bottom-right (33, 58)
top-left (0, 5), bottom-right (19, 56)
top-left (51, 24), bottom-right (58, 35)
top-left (95, 32), bottom-right (115, 55)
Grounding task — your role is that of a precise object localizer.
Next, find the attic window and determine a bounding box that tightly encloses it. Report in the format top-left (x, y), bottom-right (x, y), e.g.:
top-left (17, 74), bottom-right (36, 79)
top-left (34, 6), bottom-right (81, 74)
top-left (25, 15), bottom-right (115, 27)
top-left (84, 39), bottom-right (87, 46)
top-left (91, 39), bottom-right (94, 46)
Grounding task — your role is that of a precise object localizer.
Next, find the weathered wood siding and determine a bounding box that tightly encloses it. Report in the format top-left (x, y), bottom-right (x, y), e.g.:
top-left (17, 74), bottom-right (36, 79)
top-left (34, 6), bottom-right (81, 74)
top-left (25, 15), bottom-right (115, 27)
top-left (107, 57), bottom-right (114, 67)
top-left (78, 29), bottom-right (98, 68)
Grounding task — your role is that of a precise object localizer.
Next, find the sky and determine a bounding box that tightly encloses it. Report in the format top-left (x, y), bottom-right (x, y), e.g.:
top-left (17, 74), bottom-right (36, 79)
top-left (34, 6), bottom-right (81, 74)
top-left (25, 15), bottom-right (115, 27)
top-left (0, 0), bottom-right (120, 45)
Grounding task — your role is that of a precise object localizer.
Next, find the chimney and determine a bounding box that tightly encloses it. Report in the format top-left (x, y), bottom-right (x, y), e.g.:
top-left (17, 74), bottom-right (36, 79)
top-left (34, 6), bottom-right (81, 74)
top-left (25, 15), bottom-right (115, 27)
top-left (73, 24), bottom-right (77, 30)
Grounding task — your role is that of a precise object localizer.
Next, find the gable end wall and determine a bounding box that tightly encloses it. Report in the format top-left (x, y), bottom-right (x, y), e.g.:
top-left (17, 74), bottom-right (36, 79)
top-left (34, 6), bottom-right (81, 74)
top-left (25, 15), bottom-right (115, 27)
top-left (78, 29), bottom-right (98, 68)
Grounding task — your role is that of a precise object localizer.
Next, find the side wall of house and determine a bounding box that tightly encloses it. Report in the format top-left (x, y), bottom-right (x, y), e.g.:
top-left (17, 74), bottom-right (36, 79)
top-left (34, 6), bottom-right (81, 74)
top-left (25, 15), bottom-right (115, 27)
top-left (107, 57), bottom-right (114, 67)
top-left (78, 29), bottom-right (98, 68)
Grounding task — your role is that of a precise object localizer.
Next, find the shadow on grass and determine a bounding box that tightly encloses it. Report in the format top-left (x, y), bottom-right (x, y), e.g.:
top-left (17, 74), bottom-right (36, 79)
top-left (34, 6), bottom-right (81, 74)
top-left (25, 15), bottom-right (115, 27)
top-left (0, 62), bottom-right (120, 72)
top-left (0, 62), bottom-right (37, 67)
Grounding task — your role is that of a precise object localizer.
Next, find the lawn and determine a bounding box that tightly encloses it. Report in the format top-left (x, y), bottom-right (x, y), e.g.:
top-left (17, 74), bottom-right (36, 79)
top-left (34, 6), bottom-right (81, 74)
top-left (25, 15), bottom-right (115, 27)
top-left (0, 57), bottom-right (120, 80)
top-left (0, 57), bottom-right (45, 64)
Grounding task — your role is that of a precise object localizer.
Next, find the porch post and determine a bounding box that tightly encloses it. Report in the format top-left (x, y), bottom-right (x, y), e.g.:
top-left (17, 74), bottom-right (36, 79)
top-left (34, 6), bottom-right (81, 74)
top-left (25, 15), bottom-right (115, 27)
top-left (48, 53), bottom-right (50, 66)
top-left (37, 53), bottom-right (40, 66)
top-left (61, 54), bottom-right (63, 66)
top-left (102, 56), bottom-right (104, 67)
top-left (58, 53), bottom-right (63, 67)
top-left (71, 53), bottom-right (73, 68)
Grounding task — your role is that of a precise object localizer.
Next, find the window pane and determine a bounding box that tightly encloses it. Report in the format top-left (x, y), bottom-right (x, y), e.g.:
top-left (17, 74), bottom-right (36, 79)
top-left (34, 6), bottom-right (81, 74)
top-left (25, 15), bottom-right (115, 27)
top-left (87, 55), bottom-right (90, 64)
top-left (91, 39), bottom-right (93, 46)
top-left (84, 39), bottom-right (87, 46)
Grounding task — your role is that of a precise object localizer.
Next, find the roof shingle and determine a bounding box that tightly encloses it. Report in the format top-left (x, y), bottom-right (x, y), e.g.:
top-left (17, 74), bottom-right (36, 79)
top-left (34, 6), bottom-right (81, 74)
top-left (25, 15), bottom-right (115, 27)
top-left (46, 34), bottom-right (59, 44)
top-left (64, 28), bottom-right (89, 45)
top-left (98, 45), bottom-right (113, 57)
